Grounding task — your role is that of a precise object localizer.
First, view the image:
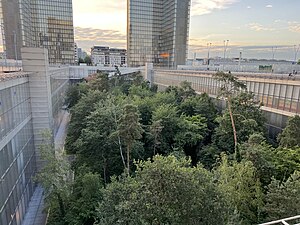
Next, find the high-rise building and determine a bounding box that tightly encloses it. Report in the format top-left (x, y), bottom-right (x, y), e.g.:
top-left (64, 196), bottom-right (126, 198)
top-left (0, 0), bottom-right (75, 64)
top-left (127, 0), bottom-right (191, 68)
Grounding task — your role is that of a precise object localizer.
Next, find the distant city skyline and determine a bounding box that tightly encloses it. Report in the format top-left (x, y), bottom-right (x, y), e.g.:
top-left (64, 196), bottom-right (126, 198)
top-left (72, 0), bottom-right (300, 61)
top-left (0, 0), bottom-right (299, 60)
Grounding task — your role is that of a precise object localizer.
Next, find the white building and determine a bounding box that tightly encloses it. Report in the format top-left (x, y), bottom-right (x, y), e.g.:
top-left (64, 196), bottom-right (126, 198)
top-left (91, 46), bottom-right (127, 67)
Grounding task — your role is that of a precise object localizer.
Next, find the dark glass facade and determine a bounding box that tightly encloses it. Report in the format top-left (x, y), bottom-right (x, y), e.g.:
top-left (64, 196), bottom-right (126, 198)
top-left (127, 0), bottom-right (190, 67)
top-left (0, 78), bottom-right (36, 225)
top-left (0, 0), bottom-right (75, 64)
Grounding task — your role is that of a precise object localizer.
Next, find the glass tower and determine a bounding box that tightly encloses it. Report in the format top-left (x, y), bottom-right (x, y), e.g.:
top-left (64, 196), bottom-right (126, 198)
top-left (127, 0), bottom-right (190, 68)
top-left (0, 0), bottom-right (75, 65)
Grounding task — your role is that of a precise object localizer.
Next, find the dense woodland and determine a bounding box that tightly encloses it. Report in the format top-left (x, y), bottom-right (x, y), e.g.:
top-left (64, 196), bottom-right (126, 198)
top-left (37, 71), bottom-right (300, 225)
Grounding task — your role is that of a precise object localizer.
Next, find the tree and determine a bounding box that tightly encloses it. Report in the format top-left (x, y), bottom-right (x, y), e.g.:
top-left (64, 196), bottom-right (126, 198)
top-left (241, 134), bottom-right (277, 188)
top-left (88, 72), bottom-right (110, 92)
top-left (174, 115), bottom-right (208, 164)
top-left (166, 81), bottom-right (196, 103)
top-left (149, 119), bottom-right (164, 155)
top-left (278, 115), bottom-right (300, 148)
top-left (179, 93), bottom-right (218, 143)
top-left (118, 104), bottom-right (144, 175)
top-left (65, 169), bottom-right (102, 225)
top-left (151, 104), bottom-right (180, 154)
top-left (96, 156), bottom-right (230, 225)
top-left (65, 83), bottom-right (88, 108)
top-left (78, 57), bottom-right (85, 64)
top-left (212, 92), bottom-right (265, 157)
top-left (297, 59), bottom-right (300, 65)
top-left (214, 154), bottom-right (264, 225)
top-left (65, 90), bottom-right (107, 154)
top-left (213, 71), bottom-right (247, 158)
top-left (36, 131), bottom-right (72, 224)
top-left (74, 99), bottom-right (125, 182)
top-left (264, 171), bottom-right (300, 222)
top-left (84, 55), bottom-right (92, 65)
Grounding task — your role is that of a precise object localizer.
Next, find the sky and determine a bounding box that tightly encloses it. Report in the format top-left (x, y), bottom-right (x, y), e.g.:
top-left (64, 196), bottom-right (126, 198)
top-left (73, 0), bottom-right (300, 60)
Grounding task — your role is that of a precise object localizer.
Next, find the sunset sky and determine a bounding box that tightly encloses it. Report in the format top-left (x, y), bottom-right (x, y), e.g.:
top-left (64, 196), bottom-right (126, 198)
top-left (73, 0), bottom-right (300, 60)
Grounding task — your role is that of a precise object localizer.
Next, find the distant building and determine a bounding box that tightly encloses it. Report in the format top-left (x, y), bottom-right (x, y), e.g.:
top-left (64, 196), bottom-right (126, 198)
top-left (0, 0), bottom-right (75, 64)
top-left (91, 46), bottom-right (127, 66)
top-left (127, 0), bottom-right (191, 67)
top-left (77, 47), bottom-right (87, 61)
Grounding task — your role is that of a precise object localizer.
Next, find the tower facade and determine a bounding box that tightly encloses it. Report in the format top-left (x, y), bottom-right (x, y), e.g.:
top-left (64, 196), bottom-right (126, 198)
top-left (0, 0), bottom-right (75, 64)
top-left (127, 0), bottom-right (190, 68)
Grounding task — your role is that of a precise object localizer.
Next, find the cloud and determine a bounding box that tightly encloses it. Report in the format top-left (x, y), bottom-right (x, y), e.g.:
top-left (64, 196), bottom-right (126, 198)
top-left (266, 5), bottom-right (273, 8)
top-left (288, 21), bottom-right (300, 33)
top-left (74, 27), bottom-right (126, 52)
top-left (247, 23), bottom-right (275, 31)
top-left (191, 0), bottom-right (238, 16)
top-left (247, 6), bottom-right (251, 9)
top-left (73, 0), bottom-right (125, 14)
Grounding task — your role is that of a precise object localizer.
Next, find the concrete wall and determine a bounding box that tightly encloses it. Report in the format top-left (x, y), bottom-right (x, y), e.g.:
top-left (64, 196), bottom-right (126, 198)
top-left (21, 47), bottom-right (53, 170)
top-left (150, 69), bottom-right (300, 138)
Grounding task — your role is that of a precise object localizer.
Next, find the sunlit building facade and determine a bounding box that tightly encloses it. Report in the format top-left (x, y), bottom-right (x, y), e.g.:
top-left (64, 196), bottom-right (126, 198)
top-left (127, 0), bottom-right (190, 67)
top-left (0, 0), bottom-right (75, 64)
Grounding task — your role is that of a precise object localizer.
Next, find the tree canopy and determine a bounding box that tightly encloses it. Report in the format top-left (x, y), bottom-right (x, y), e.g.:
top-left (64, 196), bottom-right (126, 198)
top-left (41, 71), bottom-right (300, 225)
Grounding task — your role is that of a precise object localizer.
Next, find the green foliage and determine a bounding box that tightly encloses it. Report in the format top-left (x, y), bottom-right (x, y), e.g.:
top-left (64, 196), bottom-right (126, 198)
top-left (242, 135), bottom-right (300, 186)
top-left (78, 58), bottom-right (84, 64)
top-left (65, 90), bottom-right (107, 154)
top-left (213, 71), bottom-right (247, 158)
top-left (165, 81), bottom-right (196, 103)
top-left (84, 55), bottom-right (92, 65)
top-left (65, 169), bottom-right (102, 225)
top-left (88, 72), bottom-right (110, 92)
top-left (36, 131), bottom-right (72, 224)
top-left (278, 115), bottom-right (300, 148)
top-left (96, 155), bottom-right (229, 225)
top-left (264, 171), bottom-right (300, 222)
top-left (241, 135), bottom-right (277, 187)
top-left (214, 154), bottom-right (264, 224)
top-left (213, 71), bottom-right (247, 98)
top-left (151, 104), bottom-right (180, 154)
top-left (213, 92), bottom-right (265, 155)
top-left (65, 83), bottom-right (88, 108)
top-left (74, 98), bottom-right (125, 182)
top-left (61, 69), bottom-right (300, 224)
top-left (118, 104), bottom-right (144, 175)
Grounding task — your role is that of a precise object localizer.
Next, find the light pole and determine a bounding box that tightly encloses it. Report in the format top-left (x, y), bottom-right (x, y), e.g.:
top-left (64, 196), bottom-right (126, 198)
top-left (207, 43), bottom-right (212, 65)
top-left (271, 46), bottom-right (277, 60)
top-left (223, 40), bottom-right (229, 70)
top-left (294, 44), bottom-right (300, 64)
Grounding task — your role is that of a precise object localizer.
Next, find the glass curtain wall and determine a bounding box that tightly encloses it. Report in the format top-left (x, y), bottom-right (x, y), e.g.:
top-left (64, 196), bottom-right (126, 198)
top-left (0, 81), bottom-right (35, 225)
top-left (31, 0), bottom-right (75, 65)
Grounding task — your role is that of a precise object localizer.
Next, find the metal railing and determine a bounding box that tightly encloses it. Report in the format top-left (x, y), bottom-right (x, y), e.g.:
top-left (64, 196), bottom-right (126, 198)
top-left (259, 215), bottom-right (300, 225)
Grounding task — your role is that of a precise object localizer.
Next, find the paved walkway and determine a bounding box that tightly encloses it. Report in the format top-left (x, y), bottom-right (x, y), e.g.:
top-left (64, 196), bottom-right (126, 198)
top-left (22, 111), bottom-right (70, 225)
top-left (22, 186), bottom-right (47, 225)
top-left (55, 111), bottom-right (70, 152)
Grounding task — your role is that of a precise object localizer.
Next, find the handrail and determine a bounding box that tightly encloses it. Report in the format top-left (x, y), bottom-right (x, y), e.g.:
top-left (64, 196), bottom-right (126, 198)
top-left (259, 215), bottom-right (300, 225)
